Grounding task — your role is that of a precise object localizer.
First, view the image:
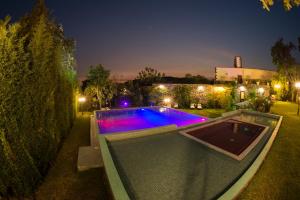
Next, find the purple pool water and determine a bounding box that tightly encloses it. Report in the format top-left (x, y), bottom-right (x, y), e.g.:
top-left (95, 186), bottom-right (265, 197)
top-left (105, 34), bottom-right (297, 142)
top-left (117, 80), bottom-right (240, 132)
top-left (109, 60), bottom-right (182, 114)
top-left (96, 107), bottom-right (207, 134)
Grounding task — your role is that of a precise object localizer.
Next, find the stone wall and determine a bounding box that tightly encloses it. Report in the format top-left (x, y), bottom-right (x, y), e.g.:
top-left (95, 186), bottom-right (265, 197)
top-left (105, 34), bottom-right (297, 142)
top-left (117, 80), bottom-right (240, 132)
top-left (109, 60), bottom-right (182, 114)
top-left (151, 83), bottom-right (270, 108)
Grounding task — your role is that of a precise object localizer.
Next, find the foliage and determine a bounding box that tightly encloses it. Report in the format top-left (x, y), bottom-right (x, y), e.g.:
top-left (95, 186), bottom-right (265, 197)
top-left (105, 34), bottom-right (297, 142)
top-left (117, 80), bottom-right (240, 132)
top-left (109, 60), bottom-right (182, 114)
top-left (0, 0), bottom-right (76, 197)
top-left (271, 38), bottom-right (300, 101)
top-left (160, 75), bottom-right (211, 84)
top-left (172, 85), bottom-right (192, 108)
top-left (205, 89), bottom-right (232, 109)
top-left (86, 64), bottom-right (110, 109)
top-left (271, 38), bottom-right (295, 70)
top-left (261, 0), bottom-right (300, 11)
top-left (102, 80), bottom-right (117, 107)
top-left (249, 95), bottom-right (273, 113)
top-left (137, 67), bottom-right (165, 85)
top-left (149, 86), bottom-right (170, 105)
top-left (271, 74), bottom-right (290, 100)
top-left (124, 80), bottom-right (143, 106)
top-left (180, 109), bottom-right (225, 118)
top-left (126, 67), bottom-right (165, 106)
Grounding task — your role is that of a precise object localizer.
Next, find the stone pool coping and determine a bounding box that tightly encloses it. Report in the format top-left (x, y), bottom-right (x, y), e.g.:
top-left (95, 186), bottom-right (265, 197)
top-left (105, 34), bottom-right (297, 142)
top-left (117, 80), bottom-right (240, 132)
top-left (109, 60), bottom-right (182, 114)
top-left (94, 109), bottom-right (283, 200)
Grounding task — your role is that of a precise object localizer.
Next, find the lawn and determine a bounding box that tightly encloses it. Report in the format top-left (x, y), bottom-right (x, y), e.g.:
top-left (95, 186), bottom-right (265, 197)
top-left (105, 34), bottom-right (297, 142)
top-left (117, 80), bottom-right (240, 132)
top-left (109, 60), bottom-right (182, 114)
top-left (180, 108), bottom-right (226, 118)
top-left (35, 103), bottom-right (300, 199)
top-left (35, 113), bottom-right (110, 200)
top-left (238, 101), bottom-right (300, 200)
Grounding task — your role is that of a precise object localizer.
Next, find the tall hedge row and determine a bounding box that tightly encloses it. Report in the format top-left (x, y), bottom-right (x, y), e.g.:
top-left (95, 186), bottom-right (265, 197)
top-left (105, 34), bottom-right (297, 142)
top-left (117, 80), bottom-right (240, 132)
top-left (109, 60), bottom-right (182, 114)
top-left (0, 1), bottom-right (76, 197)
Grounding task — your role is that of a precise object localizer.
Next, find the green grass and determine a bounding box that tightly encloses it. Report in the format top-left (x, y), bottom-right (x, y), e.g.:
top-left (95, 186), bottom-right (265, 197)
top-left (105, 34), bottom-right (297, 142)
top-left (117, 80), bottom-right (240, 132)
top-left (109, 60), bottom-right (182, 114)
top-left (180, 108), bottom-right (226, 118)
top-left (35, 113), bottom-right (110, 200)
top-left (237, 101), bottom-right (300, 200)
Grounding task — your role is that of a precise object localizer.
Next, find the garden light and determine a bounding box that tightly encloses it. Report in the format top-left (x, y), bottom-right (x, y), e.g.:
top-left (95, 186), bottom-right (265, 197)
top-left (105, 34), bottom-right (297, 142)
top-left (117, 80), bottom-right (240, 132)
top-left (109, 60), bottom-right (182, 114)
top-left (78, 97), bottom-right (86, 103)
top-left (197, 86), bottom-right (204, 92)
top-left (258, 87), bottom-right (265, 94)
top-left (163, 97), bottom-right (171, 103)
top-left (295, 82), bottom-right (300, 89)
top-left (274, 84), bottom-right (281, 89)
top-left (158, 84), bottom-right (166, 89)
top-left (239, 86), bottom-right (246, 92)
top-left (78, 96), bottom-right (86, 115)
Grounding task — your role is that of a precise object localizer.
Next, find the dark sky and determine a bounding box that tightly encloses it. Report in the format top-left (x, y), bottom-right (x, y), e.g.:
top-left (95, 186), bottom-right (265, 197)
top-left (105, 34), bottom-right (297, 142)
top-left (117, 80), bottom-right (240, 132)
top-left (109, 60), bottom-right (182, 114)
top-left (1, 0), bottom-right (300, 80)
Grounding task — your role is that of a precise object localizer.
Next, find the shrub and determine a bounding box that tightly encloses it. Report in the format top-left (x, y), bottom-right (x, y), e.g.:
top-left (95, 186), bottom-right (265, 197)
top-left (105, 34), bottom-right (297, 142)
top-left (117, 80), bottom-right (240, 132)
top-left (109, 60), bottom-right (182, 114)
top-left (0, 1), bottom-right (76, 197)
top-left (250, 96), bottom-right (273, 113)
top-left (173, 85), bottom-right (192, 108)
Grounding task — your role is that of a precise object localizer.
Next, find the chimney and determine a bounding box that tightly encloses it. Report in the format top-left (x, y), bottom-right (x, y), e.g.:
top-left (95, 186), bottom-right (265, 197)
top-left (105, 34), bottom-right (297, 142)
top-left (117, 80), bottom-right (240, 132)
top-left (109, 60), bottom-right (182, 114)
top-left (234, 56), bottom-right (242, 68)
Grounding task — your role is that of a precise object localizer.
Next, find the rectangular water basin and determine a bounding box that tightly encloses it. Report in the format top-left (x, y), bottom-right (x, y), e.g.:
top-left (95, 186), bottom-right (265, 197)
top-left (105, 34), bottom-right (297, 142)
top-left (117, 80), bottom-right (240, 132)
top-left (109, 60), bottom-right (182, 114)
top-left (95, 107), bottom-right (207, 134)
top-left (180, 118), bottom-right (269, 160)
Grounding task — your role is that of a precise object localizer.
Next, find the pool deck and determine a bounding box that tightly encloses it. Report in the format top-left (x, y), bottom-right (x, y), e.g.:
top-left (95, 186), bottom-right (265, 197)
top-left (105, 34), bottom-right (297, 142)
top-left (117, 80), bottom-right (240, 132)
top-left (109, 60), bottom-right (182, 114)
top-left (96, 109), bottom-right (282, 200)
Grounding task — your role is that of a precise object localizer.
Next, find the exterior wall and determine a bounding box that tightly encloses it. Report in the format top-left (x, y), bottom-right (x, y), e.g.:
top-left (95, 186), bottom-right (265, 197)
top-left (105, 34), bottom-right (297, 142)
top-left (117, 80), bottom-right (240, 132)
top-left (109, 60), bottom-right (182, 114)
top-left (152, 83), bottom-right (271, 107)
top-left (215, 67), bottom-right (277, 81)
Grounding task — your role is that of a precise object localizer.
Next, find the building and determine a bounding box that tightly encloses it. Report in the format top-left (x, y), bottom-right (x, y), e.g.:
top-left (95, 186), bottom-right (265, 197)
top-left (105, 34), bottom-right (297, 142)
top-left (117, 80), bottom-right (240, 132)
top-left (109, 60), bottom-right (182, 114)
top-left (215, 56), bottom-right (277, 83)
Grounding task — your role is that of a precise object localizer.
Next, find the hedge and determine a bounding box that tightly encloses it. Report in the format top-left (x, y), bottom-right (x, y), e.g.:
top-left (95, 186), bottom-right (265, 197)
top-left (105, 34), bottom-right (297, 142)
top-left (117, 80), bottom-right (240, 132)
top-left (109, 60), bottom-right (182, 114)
top-left (0, 1), bottom-right (76, 197)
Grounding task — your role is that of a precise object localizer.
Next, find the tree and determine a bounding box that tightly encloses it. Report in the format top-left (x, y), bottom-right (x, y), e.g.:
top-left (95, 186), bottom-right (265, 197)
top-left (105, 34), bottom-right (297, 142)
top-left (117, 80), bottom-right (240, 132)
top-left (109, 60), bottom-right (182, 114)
top-left (86, 64), bottom-right (110, 109)
top-left (102, 80), bottom-right (117, 107)
top-left (261, 0), bottom-right (300, 11)
top-left (137, 67), bottom-right (165, 85)
top-left (271, 38), bottom-right (300, 101)
top-left (271, 38), bottom-right (295, 81)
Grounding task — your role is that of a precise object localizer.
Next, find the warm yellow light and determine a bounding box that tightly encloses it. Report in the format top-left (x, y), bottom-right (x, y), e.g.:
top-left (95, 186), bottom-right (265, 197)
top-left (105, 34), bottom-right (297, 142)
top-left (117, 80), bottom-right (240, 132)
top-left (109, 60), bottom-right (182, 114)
top-left (78, 97), bottom-right (86, 103)
top-left (258, 87), bottom-right (265, 94)
top-left (214, 86), bottom-right (225, 92)
top-left (197, 86), bottom-right (204, 92)
top-left (295, 82), bottom-right (300, 89)
top-left (163, 97), bottom-right (171, 103)
top-left (239, 86), bottom-right (246, 92)
top-left (274, 84), bottom-right (281, 89)
top-left (158, 84), bottom-right (166, 89)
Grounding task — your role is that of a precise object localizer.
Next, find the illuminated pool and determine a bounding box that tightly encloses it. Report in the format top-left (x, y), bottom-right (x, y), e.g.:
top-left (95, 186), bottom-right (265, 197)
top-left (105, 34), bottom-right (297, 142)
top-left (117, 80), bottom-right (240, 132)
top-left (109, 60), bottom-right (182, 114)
top-left (95, 107), bottom-right (207, 134)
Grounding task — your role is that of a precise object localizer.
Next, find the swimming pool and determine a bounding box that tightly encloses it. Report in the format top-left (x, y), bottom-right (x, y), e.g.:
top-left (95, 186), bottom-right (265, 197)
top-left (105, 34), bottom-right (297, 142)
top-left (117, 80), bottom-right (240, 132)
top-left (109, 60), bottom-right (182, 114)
top-left (98, 110), bottom-right (283, 200)
top-left (95, 107), bottom-right (207, 134)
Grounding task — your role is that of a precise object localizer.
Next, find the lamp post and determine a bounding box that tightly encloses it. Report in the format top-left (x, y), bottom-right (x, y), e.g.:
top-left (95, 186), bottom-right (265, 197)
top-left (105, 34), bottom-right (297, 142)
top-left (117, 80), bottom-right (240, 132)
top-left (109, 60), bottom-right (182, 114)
top-left (78, 96), bottom-right (86, 115)
top-left (295, 82), bottom-right (300, 116)
top-left (239, 86), bottom-right (246, 102)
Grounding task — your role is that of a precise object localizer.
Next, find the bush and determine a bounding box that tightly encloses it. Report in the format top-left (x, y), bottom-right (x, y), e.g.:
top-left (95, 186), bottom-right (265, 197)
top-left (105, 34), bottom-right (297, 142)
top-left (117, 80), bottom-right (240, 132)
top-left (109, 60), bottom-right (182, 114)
top-left (173, 85), bottom-right (192, 108)
top-left (205, 89), bottom-right (233, 110)
top-left (250, 96), bottom-right (273, 113)
top-left (0, 2), bottom-right (76, 197)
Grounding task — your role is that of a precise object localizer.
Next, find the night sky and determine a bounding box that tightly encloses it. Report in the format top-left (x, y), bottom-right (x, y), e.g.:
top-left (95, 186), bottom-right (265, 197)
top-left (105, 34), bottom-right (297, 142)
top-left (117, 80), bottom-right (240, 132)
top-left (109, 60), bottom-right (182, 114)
top-left (1, 0), bottom-right (300, 80)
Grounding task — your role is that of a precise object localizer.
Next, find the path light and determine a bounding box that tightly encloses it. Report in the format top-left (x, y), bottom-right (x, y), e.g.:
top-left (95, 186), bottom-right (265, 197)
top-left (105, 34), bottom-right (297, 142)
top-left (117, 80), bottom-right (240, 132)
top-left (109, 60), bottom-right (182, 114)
top-left (78, 97), bottom-right (86, 103)
top-left (197, 86), bottom-right (204, 92)
top-left (78, 96), bottom-right (86, 115)
top-left (295, 82), bottom-right (300, 116)
top-left (258, 87), bottom-right (265, 95)
top-left (158, 84), bottom-right (166, 89)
